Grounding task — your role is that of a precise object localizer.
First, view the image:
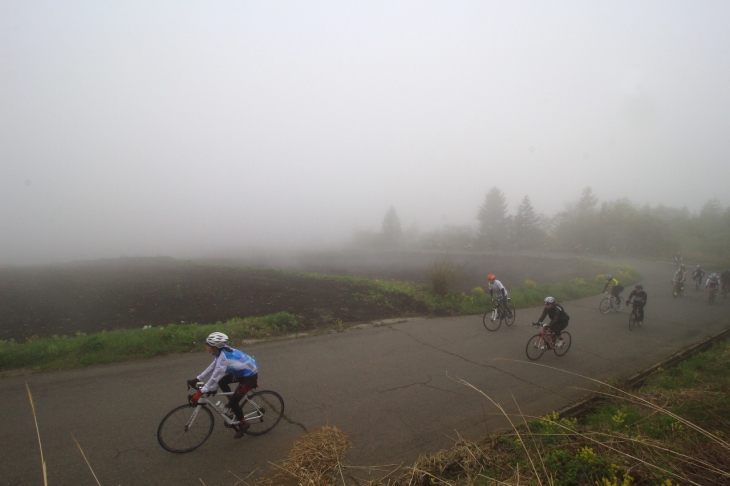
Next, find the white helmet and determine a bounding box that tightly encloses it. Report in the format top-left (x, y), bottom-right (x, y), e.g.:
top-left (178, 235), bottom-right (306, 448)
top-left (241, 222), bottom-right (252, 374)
top-left (544, 296), bottom-right (556, 304)
top-left (205, 332), bottom-right (229, 348)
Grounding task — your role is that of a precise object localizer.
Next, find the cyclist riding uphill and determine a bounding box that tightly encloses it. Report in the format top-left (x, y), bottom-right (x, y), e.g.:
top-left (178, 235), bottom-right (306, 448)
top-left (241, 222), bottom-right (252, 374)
top-left (487, 274), bottom-right (512, 316)
top-left (692, 265), bottom-right (705, 284)
top-left (673, 265), bottom-right (687, 288)
top-left (536, 297), bottom-right (569, 342)
top-left (626, 284), bottom-right (648, 323)
top-left (706, 273), bottom-right (721, 291)
top-left (602, 274), bottom-right (624, 302)
top-left (189, 332), bottom-right (259, 439)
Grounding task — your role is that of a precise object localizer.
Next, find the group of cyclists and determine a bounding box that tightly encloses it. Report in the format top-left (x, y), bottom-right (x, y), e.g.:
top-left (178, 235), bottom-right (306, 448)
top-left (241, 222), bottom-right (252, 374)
top-left (673, 263), bottom-right (729, 301)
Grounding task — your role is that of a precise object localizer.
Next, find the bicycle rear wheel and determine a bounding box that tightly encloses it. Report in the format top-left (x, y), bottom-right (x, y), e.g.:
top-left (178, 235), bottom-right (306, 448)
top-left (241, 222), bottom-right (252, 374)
top-left (501, 306), bottom-right (516, 327)
top-left (614, 297), bottom-right (624, 312)
top-left (599, 298), bottom-right (611, 314)
top-left (553, 332), bottom-right (572, 357)
top-left (629, 312), bottom-right (637, 331)
top-left (482, 309), bottom-right (501, 331)
top-left (241, 390), bottom-right (285, 436)
top-left (158, 404), bottom-right (214, 453)
top-left (526, 334), bottom-right (546, 360)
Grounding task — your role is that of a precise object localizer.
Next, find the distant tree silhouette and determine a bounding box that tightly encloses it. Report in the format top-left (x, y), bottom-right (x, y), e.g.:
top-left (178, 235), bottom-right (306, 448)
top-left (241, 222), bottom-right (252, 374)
top-left (477, 187), bottom-right (508, 249)
top-left (513, 195), bottom-right (541, 247)
top-left (380, 206), bottom-right (402, 247)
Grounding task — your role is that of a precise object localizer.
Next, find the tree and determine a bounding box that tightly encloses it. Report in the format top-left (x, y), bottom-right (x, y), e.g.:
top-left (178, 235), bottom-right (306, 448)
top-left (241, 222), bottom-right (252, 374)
top-left (513, 195), bottom-right (541, 247)
top-left (577, 187), bottom-right (599, 214)
top-left (380, 206), bottom-right (402, 247)
top-left (477, 187), bottom-right (509, 249)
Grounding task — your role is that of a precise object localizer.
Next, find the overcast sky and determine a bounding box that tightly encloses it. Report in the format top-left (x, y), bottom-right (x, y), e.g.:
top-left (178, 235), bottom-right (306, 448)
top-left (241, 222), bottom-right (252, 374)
top-left (2, 1), bottom-right (729, 264)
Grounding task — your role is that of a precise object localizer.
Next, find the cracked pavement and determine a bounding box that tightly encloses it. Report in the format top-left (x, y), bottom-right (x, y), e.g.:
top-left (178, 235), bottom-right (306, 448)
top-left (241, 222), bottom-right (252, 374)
top-left (3, 257), bottom-right (729, 485)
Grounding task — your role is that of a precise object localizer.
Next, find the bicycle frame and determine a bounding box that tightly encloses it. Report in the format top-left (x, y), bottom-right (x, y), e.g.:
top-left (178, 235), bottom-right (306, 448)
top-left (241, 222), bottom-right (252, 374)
top-left (188, 391), bottom-right (265, 429)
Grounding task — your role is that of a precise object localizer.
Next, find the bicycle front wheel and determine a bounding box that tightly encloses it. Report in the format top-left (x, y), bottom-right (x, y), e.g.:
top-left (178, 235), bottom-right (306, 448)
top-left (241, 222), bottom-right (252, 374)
top-left (157, 404), bottom-right (214, 453)
top-left (629, 312), bottom-right (637, 331)
top-left (242, 390), bottom-right (285, 436)
top-left (553, 332), bottom-right (572, 357)
top-left (482, 309), bottom-right (501, 331)
top-left (501, 306), bottom-right (516, 327)
top-left (526, 334), bottom-right (546, 360)
top-left (599, 298), bottom-right (611, 314)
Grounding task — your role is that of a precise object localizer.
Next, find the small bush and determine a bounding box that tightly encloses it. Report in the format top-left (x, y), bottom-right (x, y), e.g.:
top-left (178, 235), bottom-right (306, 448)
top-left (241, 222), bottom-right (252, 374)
top-left (428, 255), bottom-right (462, 296)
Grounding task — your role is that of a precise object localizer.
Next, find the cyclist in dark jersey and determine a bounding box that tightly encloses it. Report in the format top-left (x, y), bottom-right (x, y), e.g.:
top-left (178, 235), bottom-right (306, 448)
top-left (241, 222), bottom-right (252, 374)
top-left (536, 297), bottom-right (569, 343)
top-left (692, 266), bottom-right (705, 288)
top-left (626, 284), bottom-right (648, 323)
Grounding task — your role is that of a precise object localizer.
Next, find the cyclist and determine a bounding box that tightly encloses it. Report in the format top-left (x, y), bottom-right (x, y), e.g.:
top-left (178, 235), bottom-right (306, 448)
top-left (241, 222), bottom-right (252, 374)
top-left (602, 274), bottom-right (624, 303)
top-left (536, 297), bottom-right (569, 347)
top-left (672, 265), bottom-right (687, 294)
top-left (675, 252), bottom-right (683, 264)
top-left (626, 284), bottom-right (648, 324)
top-left (188, 332), bottom-right (259, 439)
top-left (487, 274), bottom-right (512, 317)
top-left (706, 273), bottom-right (721, 296)
top-left (691, 265), bottom-right (705, 288)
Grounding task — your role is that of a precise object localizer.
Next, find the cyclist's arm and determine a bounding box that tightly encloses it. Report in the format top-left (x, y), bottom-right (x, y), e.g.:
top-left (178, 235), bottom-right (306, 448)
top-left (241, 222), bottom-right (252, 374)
top-left (196, 359), bottom-right (217, 383)
top-left (201, 353), bottom-right (227, 393)
top-left (537, 308), bottom-right (549, 324)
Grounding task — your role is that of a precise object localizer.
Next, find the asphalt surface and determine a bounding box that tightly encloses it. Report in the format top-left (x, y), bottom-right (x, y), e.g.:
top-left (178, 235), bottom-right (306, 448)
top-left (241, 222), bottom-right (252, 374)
top-left (3, 258), bottom-right (729, 486)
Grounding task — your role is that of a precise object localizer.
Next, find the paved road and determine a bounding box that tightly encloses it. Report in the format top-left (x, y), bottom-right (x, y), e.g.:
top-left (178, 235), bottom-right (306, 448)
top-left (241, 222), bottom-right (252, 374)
top-left (3, 258), bottom-right (729, 486)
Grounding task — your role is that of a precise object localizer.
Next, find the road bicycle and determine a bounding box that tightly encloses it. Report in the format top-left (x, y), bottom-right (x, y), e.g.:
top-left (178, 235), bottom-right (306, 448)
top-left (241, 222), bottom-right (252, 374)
top-left (693, 274), bottom-right (704, 291)
top-left (525, 323), bottom-right (572, 360)
top-left (672, 281), bottom-right (685, 298)
top-left (598, 293), bottom-right (623, 314)
top-left (157, 383), bottom-right (285, 453)
top-left (482, 298), bottom-right (516, 331)
top-left (628, 303), bottom-right (643, 331)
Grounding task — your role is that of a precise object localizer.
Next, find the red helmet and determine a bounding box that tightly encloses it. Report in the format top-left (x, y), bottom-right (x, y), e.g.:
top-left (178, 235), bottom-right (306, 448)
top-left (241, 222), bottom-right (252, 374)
top-left (487, 274), bottom-right (496, 282)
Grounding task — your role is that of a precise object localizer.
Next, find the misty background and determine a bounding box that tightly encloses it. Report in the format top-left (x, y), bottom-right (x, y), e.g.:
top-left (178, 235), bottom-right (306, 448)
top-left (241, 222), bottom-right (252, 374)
top-left (2, 1), bottom-right (729, 265)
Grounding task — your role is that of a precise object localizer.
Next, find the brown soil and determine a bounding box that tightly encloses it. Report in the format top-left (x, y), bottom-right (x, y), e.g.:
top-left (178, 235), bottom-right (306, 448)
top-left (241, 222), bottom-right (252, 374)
top-left (0, 251), bottom-right (604, 341)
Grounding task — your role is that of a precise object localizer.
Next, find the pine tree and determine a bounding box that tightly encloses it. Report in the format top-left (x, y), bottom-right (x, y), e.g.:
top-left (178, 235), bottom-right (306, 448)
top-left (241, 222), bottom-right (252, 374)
top-left (477, 187), bottom-right (509, 249)
top-left (380, 206), bottom-right (402, 247)
top-left (513, 195), bottom-right (541, 247)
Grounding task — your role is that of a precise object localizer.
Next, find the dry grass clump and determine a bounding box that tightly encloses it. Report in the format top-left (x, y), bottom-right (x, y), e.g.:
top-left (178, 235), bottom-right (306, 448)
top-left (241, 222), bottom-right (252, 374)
top-left (258, 425), bottom-right (351, 486)
top-left (376, 437), bottom-right (515, 486)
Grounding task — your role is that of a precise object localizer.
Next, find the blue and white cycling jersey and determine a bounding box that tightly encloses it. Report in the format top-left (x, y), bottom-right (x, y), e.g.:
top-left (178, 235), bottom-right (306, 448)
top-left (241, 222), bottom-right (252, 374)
top-left (197, 348), bottom-right (258, 393)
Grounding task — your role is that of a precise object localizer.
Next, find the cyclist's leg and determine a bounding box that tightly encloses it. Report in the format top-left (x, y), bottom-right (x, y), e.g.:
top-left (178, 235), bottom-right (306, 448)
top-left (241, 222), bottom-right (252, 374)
top-left (637, 303), bottom-right (644, 321)
top-left (228, 374), bottom-right (259, 421)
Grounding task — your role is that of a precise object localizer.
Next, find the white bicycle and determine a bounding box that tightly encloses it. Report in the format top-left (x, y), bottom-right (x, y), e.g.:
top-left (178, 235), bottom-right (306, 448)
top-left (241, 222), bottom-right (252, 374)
top-left (157, 382), bottom-right (285, 453)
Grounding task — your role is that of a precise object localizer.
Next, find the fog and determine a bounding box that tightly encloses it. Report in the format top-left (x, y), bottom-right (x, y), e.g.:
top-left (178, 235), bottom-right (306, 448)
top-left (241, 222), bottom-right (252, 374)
top-left (2, 1), bottom-right (729, 265)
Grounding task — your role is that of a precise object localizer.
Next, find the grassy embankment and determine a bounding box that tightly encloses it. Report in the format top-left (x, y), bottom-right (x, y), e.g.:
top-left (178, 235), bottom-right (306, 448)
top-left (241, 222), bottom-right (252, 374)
top-left (0, 263), bottom-right (638, 373)
top-left (260, 337), bottom-right (730, 485)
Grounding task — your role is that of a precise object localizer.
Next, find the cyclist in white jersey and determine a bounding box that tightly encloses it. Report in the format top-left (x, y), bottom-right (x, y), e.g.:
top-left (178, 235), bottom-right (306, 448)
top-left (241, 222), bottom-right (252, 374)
top-left (188, 332), bottom-right (259, 439)
top-left (487, 274), bottom-right (512, 317)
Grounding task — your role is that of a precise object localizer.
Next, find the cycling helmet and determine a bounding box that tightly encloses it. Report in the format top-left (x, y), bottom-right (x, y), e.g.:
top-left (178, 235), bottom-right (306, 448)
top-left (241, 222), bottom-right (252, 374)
top-left (544, 296), bottom-right (556, 305)
top-left (635, 284), bottom-right (643, 290)
top-left (710, 273), bottom-right (719, 280)
top-left (696, 265), bottom-right (701, 269)
top-left (487, 274), bottom-right (496, 282)
top-left (205, 332), bottom-right (229, 348)
top-left (605, 274), bottom-right (612, 280)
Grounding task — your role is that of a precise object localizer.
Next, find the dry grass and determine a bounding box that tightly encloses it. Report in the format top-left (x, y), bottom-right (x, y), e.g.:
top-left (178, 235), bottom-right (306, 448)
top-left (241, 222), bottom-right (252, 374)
top-left (257, 425), bottom-right (351, 486)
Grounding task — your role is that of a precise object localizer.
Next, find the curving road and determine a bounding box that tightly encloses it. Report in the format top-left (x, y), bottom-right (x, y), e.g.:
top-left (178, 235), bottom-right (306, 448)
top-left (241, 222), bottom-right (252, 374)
top-left (3, 258), bottom-right (729, 485)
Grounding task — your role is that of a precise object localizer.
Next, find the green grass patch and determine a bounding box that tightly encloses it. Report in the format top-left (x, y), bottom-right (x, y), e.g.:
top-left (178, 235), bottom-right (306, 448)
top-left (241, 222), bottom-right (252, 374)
top-left (0, 312), bottom-right (298, 372)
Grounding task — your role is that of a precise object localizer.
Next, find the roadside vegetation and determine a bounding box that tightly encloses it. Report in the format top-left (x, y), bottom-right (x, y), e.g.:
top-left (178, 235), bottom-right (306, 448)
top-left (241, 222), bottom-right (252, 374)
top-left (0, 262), bottom-right (638, 373)
top-left (257, 337), bottom-right (730, 485)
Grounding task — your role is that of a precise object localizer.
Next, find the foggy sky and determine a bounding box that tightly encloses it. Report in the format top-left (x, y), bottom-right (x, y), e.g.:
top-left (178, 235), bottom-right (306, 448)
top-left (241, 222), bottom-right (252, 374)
top-left (2, 1), bottom-right (729, 265)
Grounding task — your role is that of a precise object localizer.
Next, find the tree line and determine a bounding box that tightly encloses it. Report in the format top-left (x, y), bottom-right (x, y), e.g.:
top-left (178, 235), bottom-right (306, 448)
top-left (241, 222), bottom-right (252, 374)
top-left (352, 188), bottom-right (730, 262)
